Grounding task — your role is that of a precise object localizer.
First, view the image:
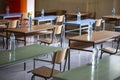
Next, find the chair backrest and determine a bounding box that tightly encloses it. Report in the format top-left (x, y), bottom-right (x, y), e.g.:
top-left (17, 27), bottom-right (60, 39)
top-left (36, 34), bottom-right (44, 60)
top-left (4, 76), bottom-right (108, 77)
top-left (94, 19), bottom-right (103, 31)
top-left (56, 15), bottom-right (65, 24)
top-left (95, 19), bottom-right (102, 27)
top-left (8, 20), bottom-right (19, 28)
top-left (52, 48), bottom-right (68, 64)
top-left (115, 37), bottom-right (120, 53)
top-left (22, 13), bottom-right (29, 19)
top-left (50, 48), bottom-right (68, 76)
top-left (54, 25), bottom-right (63, 35)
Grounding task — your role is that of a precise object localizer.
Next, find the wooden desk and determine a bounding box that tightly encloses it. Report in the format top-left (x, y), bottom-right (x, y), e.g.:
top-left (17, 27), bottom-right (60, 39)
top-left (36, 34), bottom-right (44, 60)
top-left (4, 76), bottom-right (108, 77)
top-left (0, 13), bottom-right (22, 19)
top-left (32, 15), bottom-right (56, 25)
top-left (0, 20), bottom-right (9, 28)
top-left (64, 19), bottom-right (95, 35)
top-left (66, 12), bottom-right (90, 20)
top-left (0, 44), bottom-right (61, 68)
top-left (68, 30), bottom-right (120, 49)
top-left (53, 55), bottom-right (120, 80)
top-left (102, 14), bottom-right (120, 25)
top-left (0, 20), bottom-right (9, 48)
top-left (68, 31), bottom-right (120, 69)
top-left (6, 24), bottom-right (55, 47)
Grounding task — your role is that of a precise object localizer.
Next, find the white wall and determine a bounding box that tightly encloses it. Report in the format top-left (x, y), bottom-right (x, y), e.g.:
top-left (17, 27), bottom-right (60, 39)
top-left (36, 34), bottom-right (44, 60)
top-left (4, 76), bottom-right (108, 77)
top-left (27, 0), bottom-right (35, 17)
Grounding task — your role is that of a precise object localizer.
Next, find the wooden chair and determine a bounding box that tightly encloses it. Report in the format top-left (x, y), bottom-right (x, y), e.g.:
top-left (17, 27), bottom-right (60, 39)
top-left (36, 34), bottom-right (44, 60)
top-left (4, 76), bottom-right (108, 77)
top-left (8, 20), bottom-right (19, 28)
top-left (29, 48), bottom-right (69, 80)
top-left (93, 19), bottom-right (103, 31)
top-left (0, 32), bottom-right (7, 48)
top-left (39, 15), bottom-right (64, 47)
top-left (19, 13), bottom-right (29, 27)
top-left (100, 37), bottom-right (120, 59)
top-left (40, 24), bottom-right (63, 47)
top-left (0, 20), bottom-right (18, 49)
top-left (38, 15), bottom-right (65, 35)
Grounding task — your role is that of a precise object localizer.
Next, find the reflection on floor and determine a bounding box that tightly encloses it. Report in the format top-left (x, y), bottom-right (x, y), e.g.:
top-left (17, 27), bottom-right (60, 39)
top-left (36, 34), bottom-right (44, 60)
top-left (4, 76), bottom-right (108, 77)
top-left (0, 34), bottom-right (119, 80)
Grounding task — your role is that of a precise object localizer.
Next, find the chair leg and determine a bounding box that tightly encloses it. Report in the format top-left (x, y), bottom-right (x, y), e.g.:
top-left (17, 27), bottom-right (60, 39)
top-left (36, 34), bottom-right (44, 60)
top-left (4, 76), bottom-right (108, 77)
top-left (100, 52), bottom-right (103, 59)
top-left (63, 57), bottom-right (67, 72)
top-left (3, 37), bottom-right (5, 48)
top-left (100, 43), bottom-right (103, 59)
top-left (60, 34), bottom-right (63, 47)
top-left (60, 63), bottom-right (62, 72)
top-left (39, 42), bottom-right (42, 45)
top-left (31, 75), bottom-right (35, 80)
top-left (60, 37), bottom-right (62, 47)
top-left (24, 62), bottom-right (26, 71)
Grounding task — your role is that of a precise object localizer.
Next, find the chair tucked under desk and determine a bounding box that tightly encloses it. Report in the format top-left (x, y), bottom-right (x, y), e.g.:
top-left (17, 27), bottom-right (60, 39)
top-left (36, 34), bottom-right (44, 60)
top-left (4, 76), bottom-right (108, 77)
top-left (100, 36), bottom-right (120, 59)
top-left (28, 48), bottom-right (69, 80)
top-left (93, 19), bottom-right (104, 31)
top-left (39, 24), bottom-right (63, 47)
top-left (38, 15), bottom-right (64, 44)
top-left (0, 20), bottom-right (9, 48)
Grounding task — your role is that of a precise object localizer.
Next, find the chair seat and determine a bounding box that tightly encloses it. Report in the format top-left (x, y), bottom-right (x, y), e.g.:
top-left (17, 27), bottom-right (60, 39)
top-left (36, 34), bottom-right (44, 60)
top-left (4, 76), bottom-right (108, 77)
top-left (101, 47), bottom-right (120, 54)
top-left (40, 38), bottom-right (59, 44)
top-left (38, 30), bottom-right (53, 35)
top-left (30, 66), bottom-right (59, 78)
top-left (29, 48), bottom-right (68, 80)
top-left (0, 24), bottom-right (6, 28)
top-left (0, 32), bottom-right (6, 37)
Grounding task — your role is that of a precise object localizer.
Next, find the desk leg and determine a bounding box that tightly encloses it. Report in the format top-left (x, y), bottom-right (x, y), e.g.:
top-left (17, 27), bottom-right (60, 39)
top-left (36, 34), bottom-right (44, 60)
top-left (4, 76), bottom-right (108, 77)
top-left (50, 20), bottom-right (53, 24)
top-left (37, 21), bottom-right (39, 25)
top-left (68, 49), bottom-right (70, 70)
top-left (24, 62), bottom-right (26, 71)
top-left (102, 19), bottom-right (105, 30)
top-left (68, 40), bottom-right (71, 70)
top-left (62, 24), bottom-right (65, 47)
top-left (33, 58), bottom-right (35, 69)
top-left (100, 43), bottom-right (103, 59)
top-left (24, 34), bottom-right (26, 46)
top-left (23, 34), bottom-right (27, 70)
top-left (6, 31), bottom-right (9, 49)
top-left (79, 25), bottom-right (81, 35)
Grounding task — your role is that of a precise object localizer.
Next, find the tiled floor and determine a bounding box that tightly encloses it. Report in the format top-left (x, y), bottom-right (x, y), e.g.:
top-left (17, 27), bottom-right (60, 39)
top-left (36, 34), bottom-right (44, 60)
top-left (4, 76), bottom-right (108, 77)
top-left (0, 33), bottom-right (119, 80)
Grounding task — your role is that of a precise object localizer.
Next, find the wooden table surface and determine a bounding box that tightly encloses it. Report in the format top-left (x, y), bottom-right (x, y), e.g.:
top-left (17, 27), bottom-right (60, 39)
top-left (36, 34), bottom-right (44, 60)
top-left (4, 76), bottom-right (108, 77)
top-left (6, 24), bottom-right (55, 47)
top-left (67, 30), bottom-right (120, 69)
top-left (6, 24), bottom-right (55, 33)
top-left (68, 30), bottom-right (120, 44)
top-left (102, 14), bottom-right (120, 19)
top-left (102, 14), bottom-right (120, 25)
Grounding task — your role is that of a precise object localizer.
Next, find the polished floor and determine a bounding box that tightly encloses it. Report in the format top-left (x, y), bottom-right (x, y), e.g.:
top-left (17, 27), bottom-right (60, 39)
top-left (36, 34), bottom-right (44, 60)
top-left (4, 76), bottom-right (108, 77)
top-left (0, 33), bottom-right (119, 80)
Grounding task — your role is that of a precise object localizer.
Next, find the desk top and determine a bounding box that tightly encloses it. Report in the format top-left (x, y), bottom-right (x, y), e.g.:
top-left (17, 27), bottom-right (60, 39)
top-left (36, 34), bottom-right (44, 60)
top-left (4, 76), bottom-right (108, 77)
top-left (32, 15), bottom-right (56, 21)
top-left (53, 55), bottom-right (120, 80)
top-left (68, 31), bottom-right (120, 44)
top-left (66, 12), bottom-right (89, 17)
top-left (102, 14), bottom-right (120, 19)
top-left (63, 19), bottom-right (95, 26)
top-left (0, 13), bottom-right (22, 19)
top-left (0, 44), bottom-right (61, 67)
top-left (6, 24), bottom-right (55, 34)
